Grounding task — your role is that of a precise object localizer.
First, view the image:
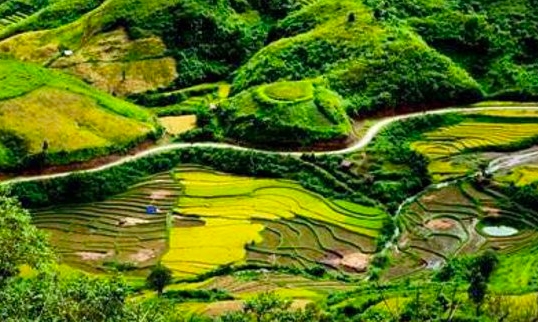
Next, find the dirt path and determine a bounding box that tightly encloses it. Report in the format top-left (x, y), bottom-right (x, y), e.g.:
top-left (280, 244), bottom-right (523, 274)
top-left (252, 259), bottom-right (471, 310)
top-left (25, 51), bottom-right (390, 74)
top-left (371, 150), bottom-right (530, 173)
top-left (3, 104), bottom-right (538, 186)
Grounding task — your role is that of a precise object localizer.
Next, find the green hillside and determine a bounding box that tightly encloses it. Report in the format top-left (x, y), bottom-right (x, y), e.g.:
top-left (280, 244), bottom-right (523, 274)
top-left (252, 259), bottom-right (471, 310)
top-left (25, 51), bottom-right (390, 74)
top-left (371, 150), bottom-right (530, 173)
top-left (0, 59), bottom-right (158, 170)
top-left (233, 0), bottom-right (483, 115)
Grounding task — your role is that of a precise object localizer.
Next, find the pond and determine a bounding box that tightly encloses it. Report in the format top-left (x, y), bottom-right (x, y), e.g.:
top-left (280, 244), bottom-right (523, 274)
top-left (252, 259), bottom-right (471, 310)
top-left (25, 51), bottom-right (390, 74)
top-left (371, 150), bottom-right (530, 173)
top-left (481, 225), bottom-right (519, 237)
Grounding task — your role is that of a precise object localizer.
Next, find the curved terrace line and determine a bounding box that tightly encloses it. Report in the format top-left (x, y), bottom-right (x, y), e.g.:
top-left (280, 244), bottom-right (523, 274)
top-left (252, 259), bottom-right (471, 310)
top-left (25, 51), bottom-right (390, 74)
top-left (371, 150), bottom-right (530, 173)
top-left (3, 104), bottom-right (538, 185)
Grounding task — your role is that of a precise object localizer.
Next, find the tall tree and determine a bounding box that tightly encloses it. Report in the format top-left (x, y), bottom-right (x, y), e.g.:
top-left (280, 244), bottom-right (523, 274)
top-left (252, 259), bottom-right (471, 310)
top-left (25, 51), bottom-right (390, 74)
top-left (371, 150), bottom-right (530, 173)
top-left (146, 264), bottom-right (173, 296)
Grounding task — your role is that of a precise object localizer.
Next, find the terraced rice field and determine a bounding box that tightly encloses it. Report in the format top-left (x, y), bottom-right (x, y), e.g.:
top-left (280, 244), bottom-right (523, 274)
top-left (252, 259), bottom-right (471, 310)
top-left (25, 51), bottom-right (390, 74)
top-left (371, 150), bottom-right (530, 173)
top-left (411, 113), bottom-right (538, 181)
top-left (0, 12), bottom-right (29, 30)
top-left (164, 167), bottom-right (388, 277)
top-left (32, 172), bottom-right (182, 273)
top-left (392, 181), bottom-right (538, 278)
top-left (175, 168), bottom-right (387, 236)
top-left (247, 217), bottom-right (376, 273)
top-left (496, 164), bottom-right (538, 186)
top-left (185, 272), bottom-right (353, 297)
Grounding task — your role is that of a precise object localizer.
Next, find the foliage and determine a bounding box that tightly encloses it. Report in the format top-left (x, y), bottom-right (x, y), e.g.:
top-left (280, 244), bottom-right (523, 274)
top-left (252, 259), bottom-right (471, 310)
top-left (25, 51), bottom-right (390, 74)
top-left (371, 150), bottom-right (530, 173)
top-left (146, 264), bottom-right (173, 296)
top-left (233, 0), bottom-right (482, 116)
top-left (0, 272), bottom-right (185, 322)
top-left (219, 292), bottom-right (332, 322)
top-left (163, 288), bottom-right (233, 303)
top-left (0, 193), bottom-right (52, 283)
top-left (218, 80), bottom-right (351, 146)
top-left (366, 0), bottom-right (538, 100)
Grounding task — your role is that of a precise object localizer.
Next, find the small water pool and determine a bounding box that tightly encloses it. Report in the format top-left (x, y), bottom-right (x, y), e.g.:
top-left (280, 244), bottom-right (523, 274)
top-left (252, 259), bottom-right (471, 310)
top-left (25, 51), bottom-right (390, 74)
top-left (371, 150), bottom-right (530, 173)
top-left (478, 217), bottom-right (521, 237)
top-left (481, 225), bottom-right (519, 237)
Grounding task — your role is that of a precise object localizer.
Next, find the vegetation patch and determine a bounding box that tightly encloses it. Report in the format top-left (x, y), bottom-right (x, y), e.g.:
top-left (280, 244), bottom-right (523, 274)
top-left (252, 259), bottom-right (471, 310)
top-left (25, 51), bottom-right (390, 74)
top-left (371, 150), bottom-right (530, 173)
top-left (218, 80), bottom-right (352, 146)
top-left (233, 0), bottom-right (482, 115)
top-left (393, 180), bottom-right (538, 282)
top-left (175, 167), bottom-right (388, 237)
top-left (163, 218), bottom-right (264, 278)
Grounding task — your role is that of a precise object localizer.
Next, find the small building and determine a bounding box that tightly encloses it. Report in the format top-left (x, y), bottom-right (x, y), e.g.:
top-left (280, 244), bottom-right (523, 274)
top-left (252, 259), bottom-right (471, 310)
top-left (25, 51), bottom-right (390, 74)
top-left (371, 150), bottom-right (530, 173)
top-left (340, 160), bottom-right (353, 169)
top-left (209, 103), bottom-right (218, 110)
top-left (63, 50), bottom-right (74, 56)
top-left (146, 205), bottom-right (158, 215)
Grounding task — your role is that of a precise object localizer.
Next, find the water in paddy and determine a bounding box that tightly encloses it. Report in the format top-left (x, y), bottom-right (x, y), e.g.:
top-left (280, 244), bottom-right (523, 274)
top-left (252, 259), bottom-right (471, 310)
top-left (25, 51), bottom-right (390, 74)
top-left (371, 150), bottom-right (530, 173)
top-left (482, 225), bottom-right (519, 237)
top-left (385, 147), bottom-right (538, 252)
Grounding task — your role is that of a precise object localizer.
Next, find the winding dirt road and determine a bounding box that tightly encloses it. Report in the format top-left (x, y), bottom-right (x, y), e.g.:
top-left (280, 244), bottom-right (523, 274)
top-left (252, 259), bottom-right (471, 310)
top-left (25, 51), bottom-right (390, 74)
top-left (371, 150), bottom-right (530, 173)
top-left (3, 104), bottom-right (538, 185)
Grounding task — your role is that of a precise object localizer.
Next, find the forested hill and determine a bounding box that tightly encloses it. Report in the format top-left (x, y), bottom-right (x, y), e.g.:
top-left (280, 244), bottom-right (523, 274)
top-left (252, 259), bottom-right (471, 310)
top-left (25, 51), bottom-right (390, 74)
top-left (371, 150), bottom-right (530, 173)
top-left (0, 0), bottom-right (536, 113)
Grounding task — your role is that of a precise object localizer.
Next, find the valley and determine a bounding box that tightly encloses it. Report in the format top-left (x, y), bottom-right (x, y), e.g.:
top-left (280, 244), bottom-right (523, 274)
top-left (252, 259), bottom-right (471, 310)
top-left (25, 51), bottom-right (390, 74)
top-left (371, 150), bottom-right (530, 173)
top-left (3, 0), bottom-right (538, 321)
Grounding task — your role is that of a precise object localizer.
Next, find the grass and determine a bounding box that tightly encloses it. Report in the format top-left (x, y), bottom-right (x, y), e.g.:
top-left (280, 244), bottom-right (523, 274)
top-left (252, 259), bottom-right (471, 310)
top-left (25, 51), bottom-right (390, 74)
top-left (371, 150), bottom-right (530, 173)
top-left (262, 80), bottom-right (314, 102)
top-left (0, 59), bottom-right (157, 168)
top-left (497, 165), bottom-right (538, 186)
top-left (233, 0), bottom-right (482, 115)
top-left (31, 172), bottom-right (181, 274)
top-left (0, 0), bottom-right (270, 89)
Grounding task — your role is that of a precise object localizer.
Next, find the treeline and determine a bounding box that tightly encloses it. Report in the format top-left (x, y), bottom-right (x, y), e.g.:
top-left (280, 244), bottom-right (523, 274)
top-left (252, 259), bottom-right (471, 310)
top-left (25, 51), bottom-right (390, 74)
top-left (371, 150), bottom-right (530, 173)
top-left (10, 147), bottom-right (369, 209)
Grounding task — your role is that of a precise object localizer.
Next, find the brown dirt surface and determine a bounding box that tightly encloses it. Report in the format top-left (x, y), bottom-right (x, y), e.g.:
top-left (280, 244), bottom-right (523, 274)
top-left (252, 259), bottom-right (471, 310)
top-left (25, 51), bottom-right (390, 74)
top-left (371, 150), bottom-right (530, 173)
top-left (150, 190), bottom-right (172, 200)
top-left (119, 217), bottom-right (150, 226)
top-left (341, 252), bottom-right (371, 271)
top-left (426, 219), bottom-right (456, 230)
top-left (128, 249), bottom-right (156, 263)
top-left (77, 251), bottom-right (112, 261)
top-left (482, 207), bottom-right (501, 216)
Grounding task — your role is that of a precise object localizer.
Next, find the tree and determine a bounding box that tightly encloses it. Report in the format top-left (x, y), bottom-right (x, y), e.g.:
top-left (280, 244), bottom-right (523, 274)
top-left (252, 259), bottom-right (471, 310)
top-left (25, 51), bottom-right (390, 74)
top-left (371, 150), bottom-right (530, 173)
top-left (468, 272), bottom-right (487, 316)
top-left (146, 264), bottom-right (173, 296)
top-left (474, 249), bottom-right (498, 280)
top-left (0, 193), bottom-right (52, 283)
top-left (0, 273), bottom-right (182, 322)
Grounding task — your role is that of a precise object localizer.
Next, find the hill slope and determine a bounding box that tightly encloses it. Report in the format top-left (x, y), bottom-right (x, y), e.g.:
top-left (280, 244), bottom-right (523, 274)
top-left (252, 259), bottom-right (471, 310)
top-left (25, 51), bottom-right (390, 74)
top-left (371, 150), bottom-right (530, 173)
top-left (0, 59), bottom-right (158, 170)
top-left (0, 0), bottom-right (537, 147)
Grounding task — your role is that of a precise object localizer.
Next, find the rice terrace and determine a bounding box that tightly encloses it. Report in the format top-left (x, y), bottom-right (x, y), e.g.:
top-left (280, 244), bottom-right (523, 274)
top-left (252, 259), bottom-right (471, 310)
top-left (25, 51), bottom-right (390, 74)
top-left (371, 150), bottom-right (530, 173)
top-left (4, 0), bottom-right (538, 321)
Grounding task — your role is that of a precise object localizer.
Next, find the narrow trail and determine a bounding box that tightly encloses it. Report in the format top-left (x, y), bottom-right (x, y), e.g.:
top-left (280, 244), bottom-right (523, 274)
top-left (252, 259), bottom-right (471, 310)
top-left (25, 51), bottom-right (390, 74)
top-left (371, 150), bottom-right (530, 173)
top-left (3, 104), bottom-right (538, 186)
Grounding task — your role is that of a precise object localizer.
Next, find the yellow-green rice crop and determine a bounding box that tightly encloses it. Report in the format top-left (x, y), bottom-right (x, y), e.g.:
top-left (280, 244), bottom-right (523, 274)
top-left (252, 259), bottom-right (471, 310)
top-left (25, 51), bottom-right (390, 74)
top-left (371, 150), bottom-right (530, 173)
top-left (496, 165), bottom-right (538, 186)
top-left (162, 218), bottom-right (264, 277)
top-left (175, 169), bottom-right (388, 237)
top-left (412, 120), bottom-right (538, 181)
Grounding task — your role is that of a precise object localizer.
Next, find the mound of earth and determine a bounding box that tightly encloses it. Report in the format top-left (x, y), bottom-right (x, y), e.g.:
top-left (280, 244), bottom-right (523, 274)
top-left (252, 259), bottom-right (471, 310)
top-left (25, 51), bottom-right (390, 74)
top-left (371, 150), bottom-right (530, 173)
top-left (218, 80), bottom-right (352, 147)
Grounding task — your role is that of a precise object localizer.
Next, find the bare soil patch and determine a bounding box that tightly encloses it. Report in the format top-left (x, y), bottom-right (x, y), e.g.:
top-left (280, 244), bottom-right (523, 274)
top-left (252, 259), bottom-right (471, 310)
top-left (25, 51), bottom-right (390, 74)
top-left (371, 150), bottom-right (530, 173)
top-left (77, 251), bottom-right (113, 261)
top-left (119, 217), bottom-right (150, 226)
top-left (426, 219), bottom-right (456, 230)
top-left (341, 252), bottom-right (371, 271)
top-left (150, 190), bottom-right (172, 200)
top-left (128, 249), bottom-right (156, 263)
